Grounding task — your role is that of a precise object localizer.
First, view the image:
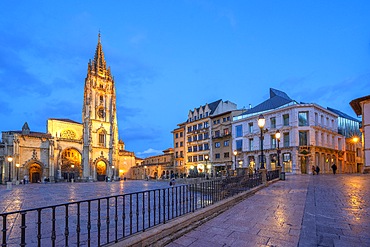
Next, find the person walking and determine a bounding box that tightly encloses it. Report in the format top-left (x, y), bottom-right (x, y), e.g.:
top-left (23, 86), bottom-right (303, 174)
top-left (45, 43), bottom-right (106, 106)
top-left (312, 165), bottom-right (316, 175)
top-left (316, 165), bottom-right (320, 175)
top-left (331, 163), bottom-right (337, 175)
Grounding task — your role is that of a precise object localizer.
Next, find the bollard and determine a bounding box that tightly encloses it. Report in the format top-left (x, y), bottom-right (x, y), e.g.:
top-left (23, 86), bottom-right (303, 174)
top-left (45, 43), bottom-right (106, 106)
top-left (6, 181), bottom-right (12, 190)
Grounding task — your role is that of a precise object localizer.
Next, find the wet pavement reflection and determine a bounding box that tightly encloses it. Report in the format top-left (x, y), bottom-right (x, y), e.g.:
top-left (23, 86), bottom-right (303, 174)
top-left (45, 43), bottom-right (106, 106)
top-left (165, 174), bottom-right (370, 247)
top-left (0, 180), bottom-right (169, 213)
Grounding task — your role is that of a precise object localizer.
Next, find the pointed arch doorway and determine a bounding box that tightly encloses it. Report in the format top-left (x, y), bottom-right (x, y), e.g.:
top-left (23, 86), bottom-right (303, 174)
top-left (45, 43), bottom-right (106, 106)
top-left (29, 163), bottom-right (42, 183)
top-left (96, 160), bottom-right (107, 181)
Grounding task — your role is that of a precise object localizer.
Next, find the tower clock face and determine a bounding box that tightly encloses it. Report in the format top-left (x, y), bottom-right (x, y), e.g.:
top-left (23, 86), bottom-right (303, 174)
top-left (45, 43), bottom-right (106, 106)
top-left (98, 108), bottom-right (105, 118)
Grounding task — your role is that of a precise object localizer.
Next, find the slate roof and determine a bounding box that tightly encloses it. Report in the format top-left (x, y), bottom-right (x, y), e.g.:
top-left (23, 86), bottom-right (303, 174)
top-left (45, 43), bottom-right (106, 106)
top-left (191, 99), bottom-right (222, 115)
top-left (239, 88), bottom-right (297, 116)
top-left (327, 107), bottom-right (360, 122)
top-left (49, 118), bottom-right (81, 124)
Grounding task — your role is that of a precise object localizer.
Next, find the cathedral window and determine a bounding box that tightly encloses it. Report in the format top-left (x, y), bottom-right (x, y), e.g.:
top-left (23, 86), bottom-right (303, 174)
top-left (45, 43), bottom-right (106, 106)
top-left (100, 95), bottom-right (104, 104)
top-left (99, 132), bottom-right (106, 146)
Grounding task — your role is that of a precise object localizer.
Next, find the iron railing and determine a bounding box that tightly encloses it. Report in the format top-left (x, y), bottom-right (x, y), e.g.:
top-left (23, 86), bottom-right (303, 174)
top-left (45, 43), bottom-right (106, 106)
top-left (0, 173), bottom-right (266, 247)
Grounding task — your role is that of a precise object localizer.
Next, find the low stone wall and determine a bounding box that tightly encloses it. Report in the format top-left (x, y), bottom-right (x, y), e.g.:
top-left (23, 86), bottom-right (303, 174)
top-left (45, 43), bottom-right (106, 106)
top-left (107, 178), bottom-right (279, 247)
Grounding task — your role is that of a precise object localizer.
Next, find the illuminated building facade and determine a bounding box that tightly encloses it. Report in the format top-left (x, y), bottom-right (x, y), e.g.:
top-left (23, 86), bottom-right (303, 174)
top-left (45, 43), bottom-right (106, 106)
top-left (0, 35), bottom-right (135, 184)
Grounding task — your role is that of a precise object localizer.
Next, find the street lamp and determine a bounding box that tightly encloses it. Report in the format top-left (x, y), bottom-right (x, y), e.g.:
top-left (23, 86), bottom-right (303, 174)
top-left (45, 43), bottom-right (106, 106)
top-left (144, 166), bottom-right (147, 180)
top-left (7, 156), bottom-right (13, 182)
top-left (275, 130), bottom-right (281, 167)
top-left (112, 165), bottom-right (115, 181)
top-left (16, 163), bottom-right (20, 182)
top-left (204, 154), bottom-right (209, 175)
top-left (257, 114), bottom-right (266, 169)
top-left (233, 150), bottom-right (237, 171)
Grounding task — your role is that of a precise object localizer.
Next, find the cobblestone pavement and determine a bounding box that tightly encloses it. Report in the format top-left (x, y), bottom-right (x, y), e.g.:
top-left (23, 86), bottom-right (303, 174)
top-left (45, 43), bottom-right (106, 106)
top-left (0, 180), bottom-right (169, 213)
top-left (166, 174), bottom-right (370, 247)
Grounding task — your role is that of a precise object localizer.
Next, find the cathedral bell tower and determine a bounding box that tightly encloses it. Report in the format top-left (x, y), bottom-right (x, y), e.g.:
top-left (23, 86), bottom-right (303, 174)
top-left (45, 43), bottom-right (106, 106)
top-left (82, 34), bottom-right (119, 181)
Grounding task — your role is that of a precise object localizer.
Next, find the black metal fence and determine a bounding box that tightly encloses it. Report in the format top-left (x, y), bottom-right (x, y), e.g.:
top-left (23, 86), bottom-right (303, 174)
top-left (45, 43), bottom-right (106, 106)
top-left (0, 173), bottom-right (268, 247)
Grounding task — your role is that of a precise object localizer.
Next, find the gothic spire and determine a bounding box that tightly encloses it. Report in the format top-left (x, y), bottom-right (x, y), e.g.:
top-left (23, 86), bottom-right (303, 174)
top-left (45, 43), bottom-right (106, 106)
top-left (93, 32), bottom-right (107, 72)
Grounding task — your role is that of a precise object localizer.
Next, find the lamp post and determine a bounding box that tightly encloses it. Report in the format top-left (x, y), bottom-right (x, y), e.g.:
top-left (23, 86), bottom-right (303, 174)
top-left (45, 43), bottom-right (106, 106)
top-left (7, 156), bottom-right (13, 182)
top-left (144, 166), bottom-right (147, 180)
top-left (112, 165), bottom-right (115, 181)
top-left (16, 163), bottom-right (20, 182)
top-left (257, 114), bottom-right (266, 169)
top-left (275, 130), bottom-right (281, 167)
top-left (71, 164), bottom-right (75, 182)
top-left (204, 154), bottom-right (209, 175)
top-left (233, 150), bottom-right (237, 172)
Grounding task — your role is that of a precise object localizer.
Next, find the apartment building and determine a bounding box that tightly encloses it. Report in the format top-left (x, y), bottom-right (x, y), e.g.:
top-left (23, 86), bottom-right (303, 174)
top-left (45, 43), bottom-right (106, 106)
top-left (184, 99), bottom-right (238, 176)
top-left (232, 88), bottom-right (347, 174)
top-left (210, 110), bottom-right (244, 176)
top-left (172, 123), bottom-right (185, 174)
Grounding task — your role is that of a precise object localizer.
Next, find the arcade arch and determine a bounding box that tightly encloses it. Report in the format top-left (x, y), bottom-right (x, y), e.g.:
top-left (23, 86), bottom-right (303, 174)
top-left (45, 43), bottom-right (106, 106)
top-left (61, 148), bottom-right (82, 181)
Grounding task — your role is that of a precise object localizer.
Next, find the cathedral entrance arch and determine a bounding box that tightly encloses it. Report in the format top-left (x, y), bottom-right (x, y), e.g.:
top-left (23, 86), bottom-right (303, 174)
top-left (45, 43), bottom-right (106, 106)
top-left (29, 163), bottom-right (42, 183)
top-left (96, 160), bottom-right (107, 181)
top-left (60, 148), bottom-right (82, 182)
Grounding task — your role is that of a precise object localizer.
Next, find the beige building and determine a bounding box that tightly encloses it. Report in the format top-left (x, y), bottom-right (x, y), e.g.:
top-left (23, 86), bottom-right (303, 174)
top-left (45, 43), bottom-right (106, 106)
top-left (0, 35), bottom-right (136, 184)
top-left (350, 95), bottom-right (370, 172)
top-left (184, 99), bottom-right (238, 176)
top-left (131, 148), bottom-right (176, 179)
top-left (210, 110), bottom-right (244, 176)
top-left (172, 123), bottom-right (186, 174)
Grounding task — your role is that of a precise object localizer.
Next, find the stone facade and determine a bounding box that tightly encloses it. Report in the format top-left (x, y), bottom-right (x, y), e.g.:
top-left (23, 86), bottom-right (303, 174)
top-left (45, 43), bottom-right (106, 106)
top-left (0, 35), bottom-right (135, 184)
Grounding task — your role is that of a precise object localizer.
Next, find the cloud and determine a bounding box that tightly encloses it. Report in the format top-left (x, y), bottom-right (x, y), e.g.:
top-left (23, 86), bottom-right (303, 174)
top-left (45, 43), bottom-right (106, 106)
top-left (136, 148), bottom-right (163, 157)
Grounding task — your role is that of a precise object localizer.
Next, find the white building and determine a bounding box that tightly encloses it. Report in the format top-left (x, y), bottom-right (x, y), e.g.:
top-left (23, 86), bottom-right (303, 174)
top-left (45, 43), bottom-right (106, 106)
top-left (232, 88), bottom-right (346, 174)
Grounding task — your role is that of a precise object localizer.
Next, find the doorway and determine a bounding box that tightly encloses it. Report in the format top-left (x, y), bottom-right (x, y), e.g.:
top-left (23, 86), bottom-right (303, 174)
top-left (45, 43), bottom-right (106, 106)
top-left (96, 160), bottom-right (107, 181)
top-left (300, 156), bottom-right (308, 174)
top-left (29, 164), bottom-right (42, 183)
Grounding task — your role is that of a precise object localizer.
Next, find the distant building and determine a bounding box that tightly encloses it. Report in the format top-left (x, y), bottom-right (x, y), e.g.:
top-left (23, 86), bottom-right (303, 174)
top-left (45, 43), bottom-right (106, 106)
top-left (350, 95), bottom-right (370, 173)
top-left (0, 35), bottom-right (136, 184)
top-left (131, 148), bottom-right (175, 179)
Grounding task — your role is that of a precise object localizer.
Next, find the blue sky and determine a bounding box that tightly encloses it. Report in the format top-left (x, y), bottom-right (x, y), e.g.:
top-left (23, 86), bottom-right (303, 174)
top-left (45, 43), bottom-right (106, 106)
top-left (0, 1), bottom-right (369, 158)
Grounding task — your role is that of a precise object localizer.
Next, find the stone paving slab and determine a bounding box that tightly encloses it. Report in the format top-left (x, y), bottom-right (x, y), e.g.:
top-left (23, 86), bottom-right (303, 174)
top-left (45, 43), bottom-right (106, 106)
top-left (166, 174), bottom-right (370, 247)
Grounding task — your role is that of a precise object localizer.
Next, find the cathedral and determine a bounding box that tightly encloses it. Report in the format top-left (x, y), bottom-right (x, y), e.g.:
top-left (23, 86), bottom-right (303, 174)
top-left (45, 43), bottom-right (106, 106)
top-left (0, 35), bottom-right (136, 184)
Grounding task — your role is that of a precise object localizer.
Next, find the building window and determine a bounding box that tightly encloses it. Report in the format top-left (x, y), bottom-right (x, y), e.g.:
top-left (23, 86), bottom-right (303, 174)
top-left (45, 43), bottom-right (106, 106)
top-left (204, 143), bottom-right (209, 150)
top-left (188, 147), bottom-right (192, 152)
top-left (224, 152), bottom-right (230, 158)
top-left (193, 125), bottom-right (197, 131)
top-left (270, 117), bottom-right (276, 129)
top-left (224, 140), bottom-right (230, 146)
top-left (198, 144), bottom-right (203, 151)
top-left (180, 132), bottom-right (183, 137)
top-left (175, 152), bottom-right (178, 158)
top-left (198, 134), bottom-right (203, 140)
top-left (299, 131), bottom-right (308, 146)
top-left (180, 141), bottom-right (183, 147)
top-left (198, 123), bottom-right (203, 129)
top-left (98, 132), bottom-right (105, 146)
top-left (188, 156), bottom-right (192, 162)
top-left (193, 156), bottom-right (197, 162)
top-left (175, 142), bottom-right (178, 148)
top-left (215, 130), bottom-right (220, 137)
top-left (249, 138), bottom-right (253, 151)
top-left (193, 136), bottom-right (197, 141)
top-left (187, 137), bottom-right (192, 142)
top-left (271, 136), bottom-right (277, 149)
top-left (187, 126), bottom-right (192, 132)
top-left (283, 114), bottom-right (289, 126)
top-left (175, 133), bottom-right (179, 138)
top-left (236, 140), bottom-right (243, 151)
top-left (283, 133), bottom-right (290, 147)
top-left (215, 142), bottom-right (220, 148)
top-left (283, 153), bottom-right (292, 172)
top-left (193, 146), bottom-right (198, 152)
top-left (223, 117), bottom-right (226, 122)
top-left (224, 128), bottom-right (229, 136)
top-left (215, 153), bottom-right (220, 159)
top-left (199, 155), bottom-right (203, 161)
top-left (298, 112), bottom-right (309, 126)
top-left (236, 125), bottom-right (243, 137)
top-left (204, 121), bottom-right (209, 128)
top-left (180, 151), bottom-right (183, 157)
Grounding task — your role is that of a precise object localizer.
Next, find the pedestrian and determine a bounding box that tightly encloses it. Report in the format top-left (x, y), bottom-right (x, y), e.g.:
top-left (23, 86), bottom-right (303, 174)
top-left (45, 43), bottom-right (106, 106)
top-left (331, 163), bottom-right (337, 175)
top-left (316, 165), bottom-right (320, 175)
top-left (312, 165), bottom-right (316, 175)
